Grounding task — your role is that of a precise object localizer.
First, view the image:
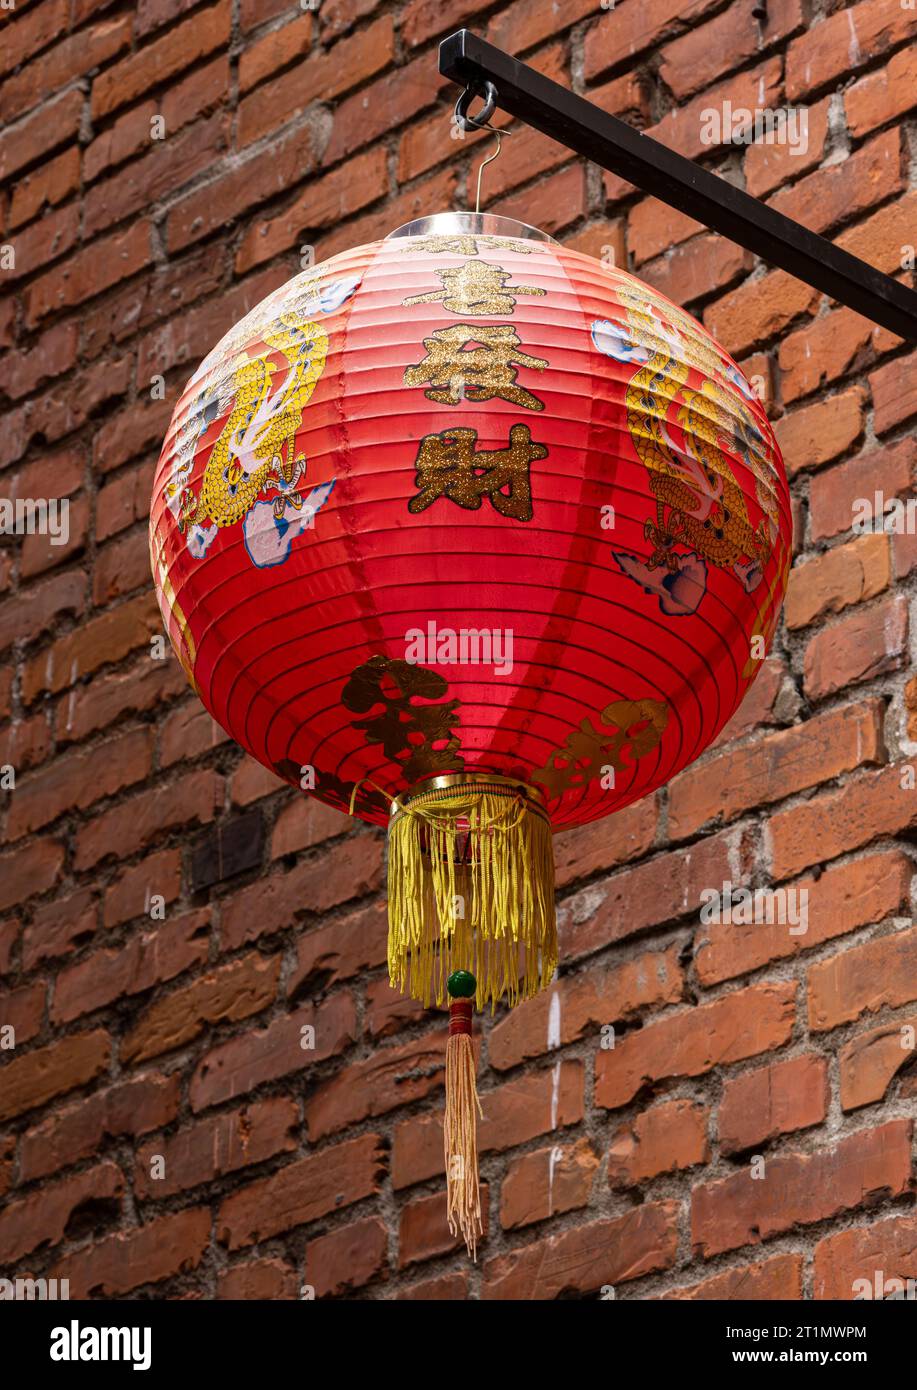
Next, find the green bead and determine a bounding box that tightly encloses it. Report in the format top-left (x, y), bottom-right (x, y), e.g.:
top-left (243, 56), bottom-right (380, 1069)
top-left (447, 970), bottom-right (476, 998)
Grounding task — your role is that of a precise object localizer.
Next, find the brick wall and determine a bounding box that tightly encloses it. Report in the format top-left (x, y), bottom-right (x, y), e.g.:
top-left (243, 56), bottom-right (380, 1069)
top-left (0, 0), bottom-right (915, 1301)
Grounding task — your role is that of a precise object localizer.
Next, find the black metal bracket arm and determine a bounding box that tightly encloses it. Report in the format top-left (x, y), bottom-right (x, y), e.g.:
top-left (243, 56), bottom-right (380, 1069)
top-left (439, 29), bottom-right (917, 342)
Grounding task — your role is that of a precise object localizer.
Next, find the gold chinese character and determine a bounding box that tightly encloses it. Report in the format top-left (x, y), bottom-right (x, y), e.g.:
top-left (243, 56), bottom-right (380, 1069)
top-left (408, 424), bottom-right (546, 521)
top-left (404, 324), bottom-right (547, 409)
top-left (532, 699), bottom-right (669, 798)
top-left (403, 261), bottom-right (546, 316)
top-left (342, 655), bottom-right (464, 781)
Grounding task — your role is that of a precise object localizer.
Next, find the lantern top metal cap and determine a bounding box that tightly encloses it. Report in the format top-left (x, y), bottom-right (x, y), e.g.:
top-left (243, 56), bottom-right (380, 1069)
top-left (386, 211), bottom-right (557, 244)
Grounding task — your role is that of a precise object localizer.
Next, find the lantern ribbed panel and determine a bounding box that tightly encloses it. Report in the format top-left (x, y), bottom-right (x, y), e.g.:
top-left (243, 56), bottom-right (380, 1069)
top-left (150, 222), bottom-right (791, 830)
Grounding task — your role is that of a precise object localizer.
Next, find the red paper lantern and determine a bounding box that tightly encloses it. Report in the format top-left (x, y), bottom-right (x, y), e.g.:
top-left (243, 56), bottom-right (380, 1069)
top-left (151, 211), bottom-right (791, 1252)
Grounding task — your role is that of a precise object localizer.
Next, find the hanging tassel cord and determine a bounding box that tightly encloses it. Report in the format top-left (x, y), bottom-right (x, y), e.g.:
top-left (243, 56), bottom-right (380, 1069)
top-left (387, 782), bottom-right (555, 1010)
top-left (445, 986), bottom-right (483, 1260)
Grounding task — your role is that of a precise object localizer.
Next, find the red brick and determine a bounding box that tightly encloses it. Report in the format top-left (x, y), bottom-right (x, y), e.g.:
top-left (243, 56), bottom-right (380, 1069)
top-left (305, 1026), bottom-right (445, 1140)
top-left (238, 15), bottom-right (395, 148)
top-left (24, 220), bottom-right (153, 328)
top-left (0, 0), bottom-right (69, 78)
top-left (136, 264), bottom-right (283, 380)
top-left (501, 1136), bottom-right (600, 1230)
top-left (837, 189), bottom-right (917, 277)
top-left (659, 0), bottom-right (802, 100)
top-left (0, 1161), bottom-right (123, 1265)
top-left (719, 1054), bottom-right (828, 1155)
top-left (92, 395), bottom-right (173, 475)
top-left (55, 656), bottom-right (187, 746)
top-left (19, 1072), bottom-right (181, 1182)
top-left (91, 0), bottom-right (231, 119)
top-left (304, 1215), bottom-right (388, 1297)
top-left (217, 1258), bottom-right (298, 1300)
top-left (774, 387), bottom-right (867, 477)
top-left (662, 1253), bottom-right (804, 1300)
top-left (167, 124), bottom-right (314, 253)
top-left (870, 350), bottom-right (917, 435)
top-left (766, 129), bottom-right (904, 238)
top-left (158, 699), bottom-right (228, 766)
top-left (391, 1060), bottom-right (585, 1189)
top-left (809, 438), bottom-right (915, 541)
top-left (487, 0), bottom-right (594, 54)
top-left (0, 17), bottom-right (131, 125)
top-left (190, 991), bottom-right (356, 1111)
top-left (52, 909), bottom-right (211, 1024)
top-left (779, 304), bottom-right (901, 405)
top-left (73, 769), bottom-right (220, 871)
top-left (0, 979), bottom-right (45, 1045)
top-left (217, 1133), bottom-right (385, 1249)
top-left (787, 533), bottom-right (892, 628)
top-left (692, 1121), bottom-right (912, 1257)
top-left (696, 850), bottom-right (911, 986)
top-left (271, 796), bottom-right (352, 858)
top-left (483, 1202), bottom-right (679, 1298)
top-left (705, 269), bottom-right (819, 359)
top-left (808, 925), bottom-right (917, 1034)
top-left (5, 727), bottom-right (152, 840)
top-left (399, 1187), bottom-right (490, 1267)
top-left (86, 113), bottom-right (230, 239)
top-left (490, 163), bottom-right (585, 238)
top-left (642, 235), bottom-right (752, 308)
top-left (22, 886), bottom-right (98, 969)
top-left (238, 12), bottom-right (314, 92)
top-left (3, 204), bottom-right (79, 283)
top-left (50, 1206), bottom-right (211, 1297)
top-left (0, 1027), bottom-right (110, 1124)
top-left (122, 952), bottom-right (282, 1063)
top-left (786, 0), bottom-right (917, 99)
top-left (103, 846), bottom-right (182, 931)
top-left (230, 756), bottom-right (286, 806)
top-left (596, 980), bottom-right (796, 1111)
top-left (813, 1213), bottom-right (917, 1300)
top-left (84, 57), bottom-right (229, 183)
top-left (235, 145), bottom-right (388, 274)
top-left (0, 835), bottom-right (65, 913)
top-left (802, 594), bottom-right (907, 700)
top-left (839, 1015), bottom-right (917, 1111)
top-left (608, 1098), bottom-right (709, 1186)
top-left (135, 1096), bottom-right (298, 1198)
top-left (289, 899), bottom-right (387, 994)
top-left (745, 96), bottom-right (830, 199)
top-left (489, 945), bottom-right (684, 1071)
top-left (584, 0), bottom-right (720, 80)
top-left (220, 835), bottom-right (383, 950)
top-left (313, 165), bottom-right (459, 262)
top-left (365, 976), bottom-right (424, 1040)
top-left (768, 762), bottom-right (917, 880)
top-left (0, 570), bottom-right (87, 655)
top-left (711, 656), bottom-right (787, 748)
top-left (846, 42), bottom-right (917, 138)
top-left (0, 321), bottom-right (78, 399)
top-left (0, 88), bottom-right (82, 183)
top-left (668, 699), bottom-right (882, 840)
top-left (321, 52), bottom-right (450, 167)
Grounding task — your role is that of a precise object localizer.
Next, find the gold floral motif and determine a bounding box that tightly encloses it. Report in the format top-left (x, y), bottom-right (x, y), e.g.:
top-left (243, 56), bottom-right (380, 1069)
top-left (342, 654), bottom-right (464, 782)
top-left (403, 261), bottom-right (546, 316)
top-left (404, 324), bottom-right (547, 409)
top-left (408, 424), bottom-right (545, 521)
top-left (532, 698), bottom-right (668, 798)
top-left (399, 235), bottom-right (544, 256)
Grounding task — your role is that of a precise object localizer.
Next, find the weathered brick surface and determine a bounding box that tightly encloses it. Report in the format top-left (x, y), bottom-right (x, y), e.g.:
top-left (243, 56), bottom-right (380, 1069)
top-left (0, 0), bottom-right (914, 1303)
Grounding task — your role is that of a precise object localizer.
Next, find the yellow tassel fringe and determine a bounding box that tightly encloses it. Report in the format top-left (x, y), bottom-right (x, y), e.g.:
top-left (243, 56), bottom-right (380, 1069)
top-left (387, 782), bottom-right (556, 1012)
top-left (444, 1031), bottom-right (483, 1260)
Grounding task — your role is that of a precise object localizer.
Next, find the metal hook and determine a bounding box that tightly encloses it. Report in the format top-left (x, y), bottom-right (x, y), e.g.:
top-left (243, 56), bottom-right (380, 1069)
top-left (474, 129), bottom-right (505, 214)
top-left (453, 81), bottom-right (513, 215)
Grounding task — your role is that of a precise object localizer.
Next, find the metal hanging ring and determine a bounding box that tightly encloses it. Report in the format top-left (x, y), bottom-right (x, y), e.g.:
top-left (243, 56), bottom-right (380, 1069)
top-left (454, 81), bottom-right (500, 132)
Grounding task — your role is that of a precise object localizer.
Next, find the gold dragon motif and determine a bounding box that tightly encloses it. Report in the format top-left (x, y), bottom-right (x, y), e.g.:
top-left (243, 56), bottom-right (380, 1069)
top-left (612, 280), bottom-right (780, 577)
top-left (172, 311), bottom-right (328, 532)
